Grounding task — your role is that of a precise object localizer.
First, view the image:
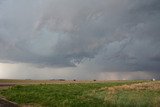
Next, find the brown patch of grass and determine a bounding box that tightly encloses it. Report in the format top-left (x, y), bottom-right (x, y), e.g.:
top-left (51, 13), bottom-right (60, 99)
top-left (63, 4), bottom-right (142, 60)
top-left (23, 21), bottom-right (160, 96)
top-left (100, 81), bottom-right (160, 91)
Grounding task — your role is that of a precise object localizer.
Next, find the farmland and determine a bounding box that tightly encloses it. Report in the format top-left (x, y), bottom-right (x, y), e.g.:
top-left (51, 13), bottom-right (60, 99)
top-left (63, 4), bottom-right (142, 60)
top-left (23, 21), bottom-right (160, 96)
top-left (0, 80), bottom-right (160, 107)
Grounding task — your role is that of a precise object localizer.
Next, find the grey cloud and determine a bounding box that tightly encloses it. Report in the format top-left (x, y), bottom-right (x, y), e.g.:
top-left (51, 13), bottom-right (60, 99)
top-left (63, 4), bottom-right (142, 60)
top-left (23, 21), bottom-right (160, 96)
top-left (0, 0), bottom-right (160, 74)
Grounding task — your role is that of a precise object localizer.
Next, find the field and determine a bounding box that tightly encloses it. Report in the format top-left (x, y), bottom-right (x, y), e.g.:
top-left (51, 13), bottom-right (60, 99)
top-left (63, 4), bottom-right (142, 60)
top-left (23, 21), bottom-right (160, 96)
top-left (0, 80), bottom-right (160, 107)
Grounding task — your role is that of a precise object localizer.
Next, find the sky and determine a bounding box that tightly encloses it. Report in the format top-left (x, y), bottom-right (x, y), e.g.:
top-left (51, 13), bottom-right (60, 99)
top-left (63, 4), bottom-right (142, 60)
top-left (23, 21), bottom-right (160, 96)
top-left (0, 0), bottom-right (160, 80)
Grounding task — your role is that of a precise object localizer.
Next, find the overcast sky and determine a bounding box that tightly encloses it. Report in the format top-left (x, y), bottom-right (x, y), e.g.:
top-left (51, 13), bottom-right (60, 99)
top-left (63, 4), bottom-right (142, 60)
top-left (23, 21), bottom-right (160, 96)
top-left (0, 0), bottom-right (160, 80)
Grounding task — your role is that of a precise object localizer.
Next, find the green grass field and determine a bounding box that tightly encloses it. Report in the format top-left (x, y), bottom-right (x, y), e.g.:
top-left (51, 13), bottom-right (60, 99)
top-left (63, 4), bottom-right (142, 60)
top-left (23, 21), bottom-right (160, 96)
top-left (0, 80), bottom-right (160, 107)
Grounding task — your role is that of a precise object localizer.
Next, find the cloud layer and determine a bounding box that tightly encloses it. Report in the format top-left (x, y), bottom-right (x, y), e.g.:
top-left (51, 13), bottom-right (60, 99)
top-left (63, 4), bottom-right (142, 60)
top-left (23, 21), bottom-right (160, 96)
top-left (0, 0), bottom-right (160, 74)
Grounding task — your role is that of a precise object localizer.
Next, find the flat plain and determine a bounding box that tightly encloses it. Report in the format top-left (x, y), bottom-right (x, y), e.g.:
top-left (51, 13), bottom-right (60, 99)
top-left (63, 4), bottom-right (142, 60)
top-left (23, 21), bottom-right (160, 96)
top-left (0, 79), bottom-right (160, 107)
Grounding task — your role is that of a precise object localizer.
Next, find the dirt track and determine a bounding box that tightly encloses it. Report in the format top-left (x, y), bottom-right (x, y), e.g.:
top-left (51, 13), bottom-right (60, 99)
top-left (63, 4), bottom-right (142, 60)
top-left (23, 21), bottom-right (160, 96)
top-left (0, 98), bottom-right (18, 107)
top-left (0, 83), bottom-right (17, 107)
top-left (0, 83), bottom-right (16, 87)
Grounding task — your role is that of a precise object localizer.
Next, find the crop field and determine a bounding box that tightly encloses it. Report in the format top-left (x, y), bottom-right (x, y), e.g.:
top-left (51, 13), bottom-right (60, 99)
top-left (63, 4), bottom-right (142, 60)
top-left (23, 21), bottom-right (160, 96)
top-left (0, 80), bottom-right (160, 107)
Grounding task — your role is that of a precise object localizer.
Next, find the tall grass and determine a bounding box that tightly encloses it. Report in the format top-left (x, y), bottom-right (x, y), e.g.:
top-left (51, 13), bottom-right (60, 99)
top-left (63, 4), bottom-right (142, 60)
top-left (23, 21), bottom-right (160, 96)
top-left (0, 81), bottom-right (159, 107)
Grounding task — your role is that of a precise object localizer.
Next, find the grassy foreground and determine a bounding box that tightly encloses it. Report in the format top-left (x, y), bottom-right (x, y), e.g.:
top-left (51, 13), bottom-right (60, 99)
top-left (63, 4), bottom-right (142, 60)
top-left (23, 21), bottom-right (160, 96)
top-left (0, 80), bottom-right (160, 107)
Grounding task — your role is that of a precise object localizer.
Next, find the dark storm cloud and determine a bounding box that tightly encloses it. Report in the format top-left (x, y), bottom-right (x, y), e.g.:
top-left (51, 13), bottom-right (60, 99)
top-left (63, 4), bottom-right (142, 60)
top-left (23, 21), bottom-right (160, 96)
top-left (0, 0), bottom-right (160, 72)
